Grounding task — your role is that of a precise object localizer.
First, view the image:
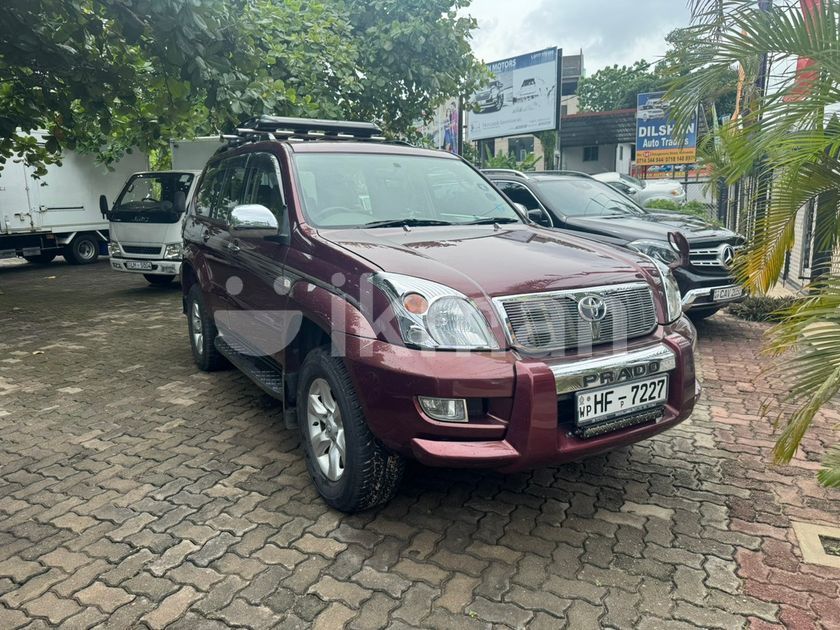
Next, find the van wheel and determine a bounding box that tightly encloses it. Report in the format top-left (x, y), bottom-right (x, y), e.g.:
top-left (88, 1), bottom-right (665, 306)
top-left (187, 284), bottom-right (228, 371)
top-left (63, 233), bottom-right (99, 265)
top-left (297, 346), bottom-right (404, 513)
top-left (144, 274), bottom-right (174, 285)
top-left (23, 253), bottom-right (56, 264)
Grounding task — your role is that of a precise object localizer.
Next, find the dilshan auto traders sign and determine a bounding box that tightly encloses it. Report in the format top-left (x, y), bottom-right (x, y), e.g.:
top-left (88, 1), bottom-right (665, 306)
top-left (467, 47), bottom-right (559, 141)
top-left (635, 91), bottom-right (697, 166)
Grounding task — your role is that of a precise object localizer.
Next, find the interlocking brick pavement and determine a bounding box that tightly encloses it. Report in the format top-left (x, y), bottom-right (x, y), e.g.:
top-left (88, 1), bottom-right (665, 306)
top-left (1, 259), bottom-right (838, 629)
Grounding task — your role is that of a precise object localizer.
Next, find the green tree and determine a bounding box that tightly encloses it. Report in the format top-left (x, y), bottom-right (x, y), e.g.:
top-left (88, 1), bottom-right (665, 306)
top-left (577, 60), bottom-right (664, 112)
top-left (669, 0), bottom-right (840, 486)
top-left (0, 0), bottom-right (482, 173)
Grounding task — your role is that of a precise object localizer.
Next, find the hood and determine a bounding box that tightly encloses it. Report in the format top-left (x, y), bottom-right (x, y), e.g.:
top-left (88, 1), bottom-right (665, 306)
top-left (564, 211), bottom-right (736, 244)
top-left (320, 224), bottom-right (649, 299)
top-left (643, 180), bottom-right (684, 192)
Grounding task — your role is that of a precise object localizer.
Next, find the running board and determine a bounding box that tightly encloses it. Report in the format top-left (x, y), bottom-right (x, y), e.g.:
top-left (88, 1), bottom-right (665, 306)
top-left (214, 336), bottom-right (285, 399)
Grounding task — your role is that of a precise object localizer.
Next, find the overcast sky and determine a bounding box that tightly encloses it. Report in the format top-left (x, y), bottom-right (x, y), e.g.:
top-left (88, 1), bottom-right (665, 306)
top-left (464, 0), bottom-right (693, 74)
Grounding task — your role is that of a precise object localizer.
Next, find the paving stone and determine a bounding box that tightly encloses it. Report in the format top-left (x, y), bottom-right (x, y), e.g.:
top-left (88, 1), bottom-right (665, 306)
top-left (59, 606), bottom-right (107, 630)
top-left (213, 597), bottom-right (279, 627)
top-left (292, 533), bottom-right (347, 559)
top-left (188, 532), bottom-right (240, 568)
top-left (75, 581), bottom-right (135, 613)
top-left (141, 585), bottom-right (200, 629)
top-left (309, 575), bottom-right (372, 609)
top-left (352, 566), bottom-right (411, 599)
top-left (1, 568), bottom-right (65, 608)
top-left (0, 559), bottom-right (46, 583)
top-left (469, 595), bottom-right (533, 628)
top-left (391, 582), bottom-right (438, 626)
top-left (122, 571), bottom-right (178, 600)
top-left (21, 591), bottom-right (81, 624)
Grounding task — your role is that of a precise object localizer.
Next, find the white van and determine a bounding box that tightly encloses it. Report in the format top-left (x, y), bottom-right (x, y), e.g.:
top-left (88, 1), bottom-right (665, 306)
top-left (104, 137), bottom-right (224, 285)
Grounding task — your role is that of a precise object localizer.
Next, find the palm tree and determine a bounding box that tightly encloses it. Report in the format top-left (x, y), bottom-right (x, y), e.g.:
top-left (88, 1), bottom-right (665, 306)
top-left (670, 0), bottom-right (840, 486)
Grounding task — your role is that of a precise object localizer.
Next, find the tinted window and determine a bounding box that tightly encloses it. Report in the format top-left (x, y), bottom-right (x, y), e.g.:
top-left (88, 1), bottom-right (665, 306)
top-left (244, 153), bottom-right (288, 236)
top-left (212, 155), bottom-right (249, 224)
top-left (538, 179), bottom-right (646, 218)
top-left (498, 182), bottom-right (541, 211)
top-left (194, 165), bottom-right (225, 218)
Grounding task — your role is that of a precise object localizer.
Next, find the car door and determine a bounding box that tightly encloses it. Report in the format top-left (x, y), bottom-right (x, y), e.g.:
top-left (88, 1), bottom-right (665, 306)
top-left (495, 180), bottom-right (554, 227)
top-left (225, 151), bottom-right (297, 359)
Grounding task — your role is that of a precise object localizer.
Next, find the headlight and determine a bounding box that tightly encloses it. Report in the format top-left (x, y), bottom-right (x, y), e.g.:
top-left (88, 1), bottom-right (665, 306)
top-left (650, 258), bottom-right (683, 324)
top-left (371, 273), bottom-right (499, 350)
top-left (628, 239), bottom-right (679, 265)
top-left (163, 243), bottom-right (183, 260)
top-left (108, 242), bottom-right (121, 257)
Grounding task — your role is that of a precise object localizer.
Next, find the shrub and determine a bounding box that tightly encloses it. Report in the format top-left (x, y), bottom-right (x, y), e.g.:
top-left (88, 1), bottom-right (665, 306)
top-left (727, 296), bottom-right (800, 322)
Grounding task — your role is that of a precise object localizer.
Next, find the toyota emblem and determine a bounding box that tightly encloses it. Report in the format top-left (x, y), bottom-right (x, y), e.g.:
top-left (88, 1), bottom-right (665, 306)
top-left (578, 295), bottom-right (608, 322)
top-left (718, 244), bottom-right (735, 268)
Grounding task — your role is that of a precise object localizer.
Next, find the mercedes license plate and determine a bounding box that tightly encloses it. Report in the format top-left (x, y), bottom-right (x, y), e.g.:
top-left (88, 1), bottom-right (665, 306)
top-left (576, 376), bottom-right (668, 426)
top-left (712, 286), bottom-right (743, 301)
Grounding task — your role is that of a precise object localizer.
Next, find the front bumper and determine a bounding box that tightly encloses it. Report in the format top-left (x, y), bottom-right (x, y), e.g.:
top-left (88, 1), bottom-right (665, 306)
top-left (340, 329), bottom-right (697, 472)
top-left (110, 257), bottom-right (181, 276)
top-left (674, 266), bottom-right (745, 311)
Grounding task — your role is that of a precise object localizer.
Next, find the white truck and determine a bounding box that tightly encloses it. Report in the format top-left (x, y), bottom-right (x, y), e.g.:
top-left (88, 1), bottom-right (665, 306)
top-left (0, 137), bottom-right (148, 264)
top-left (104, 137), bottom-right (224, 284)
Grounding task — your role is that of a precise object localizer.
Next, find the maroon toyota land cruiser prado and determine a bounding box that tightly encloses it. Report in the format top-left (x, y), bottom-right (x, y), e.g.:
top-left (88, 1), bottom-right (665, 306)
top-left (182, 117), bottom-right (699, 512)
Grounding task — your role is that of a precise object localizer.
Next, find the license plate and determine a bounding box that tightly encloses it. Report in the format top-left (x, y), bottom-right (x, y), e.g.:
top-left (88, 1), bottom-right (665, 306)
top-left (712, 286), bottom-right (743, 301)
top-left (576, 376), bottom-right (668, 426)
top-left (125, 261), bottom-right (154, 271)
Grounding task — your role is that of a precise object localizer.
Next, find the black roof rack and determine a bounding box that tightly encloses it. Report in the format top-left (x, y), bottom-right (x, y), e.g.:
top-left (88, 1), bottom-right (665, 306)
top-left (214, 116), bottom-right (395, 155)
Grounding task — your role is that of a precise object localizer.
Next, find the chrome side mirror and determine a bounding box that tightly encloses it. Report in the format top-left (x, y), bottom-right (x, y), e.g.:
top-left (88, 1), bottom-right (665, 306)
top-left (229, 204), bottom-right (279, 234)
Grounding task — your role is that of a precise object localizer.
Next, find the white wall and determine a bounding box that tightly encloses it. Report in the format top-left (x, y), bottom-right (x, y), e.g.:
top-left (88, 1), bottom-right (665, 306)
top-left (560, 144), bottom-right (615, 174)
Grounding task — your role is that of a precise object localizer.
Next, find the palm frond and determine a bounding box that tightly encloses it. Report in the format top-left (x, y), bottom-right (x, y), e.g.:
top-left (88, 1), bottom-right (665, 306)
top-left (818, 446), bottom-right (840, 488)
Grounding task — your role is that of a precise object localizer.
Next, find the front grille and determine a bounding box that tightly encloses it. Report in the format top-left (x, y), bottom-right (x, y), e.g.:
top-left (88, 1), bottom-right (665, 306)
top-left (689, 243), bottom-right (743, 269)
top-left (494, 283), bottom-right (657, 352)
top-left (122, 245), bottom-right (162, 255)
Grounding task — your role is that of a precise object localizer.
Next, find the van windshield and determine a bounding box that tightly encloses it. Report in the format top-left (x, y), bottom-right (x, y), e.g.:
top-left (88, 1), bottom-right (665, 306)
top-left (112, 173), bottom-right (194, 224)
top-left (292, 153), bottom-right (522, 229)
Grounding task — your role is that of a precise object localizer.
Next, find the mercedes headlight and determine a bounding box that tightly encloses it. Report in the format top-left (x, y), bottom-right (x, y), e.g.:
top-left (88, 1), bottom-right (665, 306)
top-left (163, 243), bottom-right (183, 260)
top-left (628, 239), bottom-right (679, 265)
top-left (371, 273), bottom-right (499, 350)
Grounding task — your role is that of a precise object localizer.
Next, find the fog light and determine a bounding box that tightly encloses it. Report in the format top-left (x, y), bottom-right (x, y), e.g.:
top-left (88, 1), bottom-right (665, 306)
top-left (418, 397), bottom-right (468, 423)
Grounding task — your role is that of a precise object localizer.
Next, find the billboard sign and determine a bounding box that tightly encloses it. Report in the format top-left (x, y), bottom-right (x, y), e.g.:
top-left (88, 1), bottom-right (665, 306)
top-left (415, 97), bottom-right (460, 153)
top-left (635, 91), bottom-right (697, 166)
top-left (467, 47), bottom-right (558, 141)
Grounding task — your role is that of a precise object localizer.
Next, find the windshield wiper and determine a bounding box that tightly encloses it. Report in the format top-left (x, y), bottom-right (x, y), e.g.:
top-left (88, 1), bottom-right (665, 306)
top-left (362, 218), bottom-right (454, 228)
top-left (464, 217), bottom-right (520, 225)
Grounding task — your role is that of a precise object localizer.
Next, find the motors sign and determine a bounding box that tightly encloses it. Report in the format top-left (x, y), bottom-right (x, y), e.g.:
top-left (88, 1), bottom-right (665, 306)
top-left (635, 92), bottom-right (697, 166)
top-left (466, 47), bottom-right (559, 141)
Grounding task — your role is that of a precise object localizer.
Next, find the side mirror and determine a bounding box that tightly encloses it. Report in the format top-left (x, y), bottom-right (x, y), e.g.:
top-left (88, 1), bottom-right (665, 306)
top-left (99, 195), bottom-right (109, 219)
top-left (668, 231), bottom-right (690, 268)
top-left (229, 204), bottom-right (279, 236)
top-left (173, 191), bottom-right (186, 215)
top-left (527, 208), bottom-right (552, 228)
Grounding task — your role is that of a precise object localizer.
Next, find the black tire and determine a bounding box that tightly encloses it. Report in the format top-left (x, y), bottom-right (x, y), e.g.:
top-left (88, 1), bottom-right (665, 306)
top-left (297, 346), bottom-right (405, 512)
top-left (63, 233), bottom-right (99, 265)
top-left (187, 283), bottom-right (228, 371)
top-left (144, 274), bottom-right (175, 285)
top-left (688, 306), bottom-right (721, 321)
top-left (22, 253), bottom-right (56, 264)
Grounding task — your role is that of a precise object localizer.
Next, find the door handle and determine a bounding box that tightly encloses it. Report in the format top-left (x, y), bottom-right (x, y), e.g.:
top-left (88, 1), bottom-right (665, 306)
top-left (202, 229), bottom-right (211, 242)
top-left (226, 241), bottom-right (241, 253)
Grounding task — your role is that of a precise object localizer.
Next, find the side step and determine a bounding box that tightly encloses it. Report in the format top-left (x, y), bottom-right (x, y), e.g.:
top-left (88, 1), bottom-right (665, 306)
top-left (214, 335), bottom-right (284, 399)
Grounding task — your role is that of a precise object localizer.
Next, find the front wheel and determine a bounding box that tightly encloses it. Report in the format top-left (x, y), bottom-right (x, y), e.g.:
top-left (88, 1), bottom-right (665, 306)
top-left (297, 346), bottom-right (404, 513)
top-left (63, 233), bottom-right (99, 265)
top-left (187, 284), bottom-right (228, 371)
top-left (144, 274), bottom-right (175, 286)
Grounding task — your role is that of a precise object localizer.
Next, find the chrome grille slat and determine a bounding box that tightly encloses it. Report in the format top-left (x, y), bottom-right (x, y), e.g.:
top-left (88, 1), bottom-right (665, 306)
top-left (494, 283), bottom-right (657, 352)
top-left (689, 243), bottom-right (744, 269)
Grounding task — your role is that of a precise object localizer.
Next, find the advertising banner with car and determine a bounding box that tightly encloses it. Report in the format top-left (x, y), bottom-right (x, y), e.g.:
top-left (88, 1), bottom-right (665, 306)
top-left (415, 97), bottom-right (460, 154)
top-left (635, 91), bottom-right (697, 166)
top-left (466, 47), bottom-right (559, 141)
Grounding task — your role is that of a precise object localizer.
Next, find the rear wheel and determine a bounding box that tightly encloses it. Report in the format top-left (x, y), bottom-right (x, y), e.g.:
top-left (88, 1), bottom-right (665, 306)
top-left (187, 284), bottom-right (228, 371)
top-left (144, 274), bottom-right (175, 285)
top-left (23, 253), bottom-right (56, 264)
top-left (63, 233), bottom-right (99, 265)
top-left (297, 346), bottom-right (404, 512)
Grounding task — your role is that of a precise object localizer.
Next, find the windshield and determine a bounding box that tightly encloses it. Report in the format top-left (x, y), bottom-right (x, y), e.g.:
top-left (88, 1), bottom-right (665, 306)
top-left (537, 179), bottom-right (646, 218)
top-left (293, 153), bottom-right (522, 228)
top-left (112, 173), bottom-right (194, 224)
top-left (620, 174), bottom-right (644, 188)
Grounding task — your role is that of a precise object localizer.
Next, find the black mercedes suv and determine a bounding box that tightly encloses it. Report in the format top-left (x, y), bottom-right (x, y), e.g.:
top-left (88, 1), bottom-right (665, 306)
top-left (484, 169), bottom-right (745, 319)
